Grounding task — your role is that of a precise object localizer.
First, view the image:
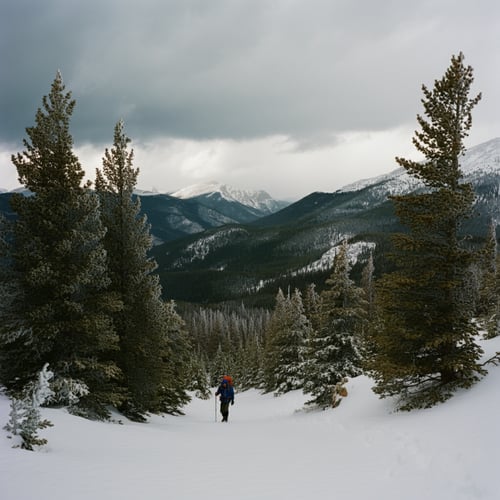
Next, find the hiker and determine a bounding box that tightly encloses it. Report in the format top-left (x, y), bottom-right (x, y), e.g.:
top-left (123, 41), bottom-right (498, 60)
top-left (215, 375), bottom-right (235, 422)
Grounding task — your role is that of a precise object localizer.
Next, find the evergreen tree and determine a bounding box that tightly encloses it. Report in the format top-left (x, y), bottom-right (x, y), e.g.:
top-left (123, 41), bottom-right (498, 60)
top-left (303, 283), bottom-right (322, 332)
top-left (262, 288), bottom-right (289, 392)
top-left (263, 288), bottom-right (308, 394)
top-left (367, 53), bottom-right (484, 410)
top-left (359, 251), bottom-right (377, 360)
top-left (4, 364), bottom-right (54, 450)
top-left (157, 300), bottom-right (192, 413)
top-left (274, 289), bottom-right (310, 394)
top-left (478, 220), bottom-right (499, 338)
top-left (96, 121), bottom-right (190, 419)
top-left (360, 251), bottom-right (376, 322)
top-left (186, 351), bottom-right (211, 399)
top-left (492, 252), bottom-right (500, 339)
top-left (210, 344), bottom-right (234, 387)
top-left (239, 335), bottom-right (264, 390)
top-left (2, 73), bottom-right (122, 418)
top-left (303, 241), bottom-right (365, 408)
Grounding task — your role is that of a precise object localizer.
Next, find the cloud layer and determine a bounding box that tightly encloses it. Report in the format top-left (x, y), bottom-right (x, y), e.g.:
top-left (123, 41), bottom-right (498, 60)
top-left (2, 0), bottom-right (499, 198)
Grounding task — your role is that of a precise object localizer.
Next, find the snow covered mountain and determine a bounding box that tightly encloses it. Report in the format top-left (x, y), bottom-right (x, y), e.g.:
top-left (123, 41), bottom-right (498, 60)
top-left (2, 139), bottom-right (499, 303)
top-left (171, 181), bottom-right (288, 215)
top-left (340, 137), bottom-right (500, 197)
top-left (154, 138), bottom-right (500, 304)
top-left (0, 185), bottom-right (289, 246)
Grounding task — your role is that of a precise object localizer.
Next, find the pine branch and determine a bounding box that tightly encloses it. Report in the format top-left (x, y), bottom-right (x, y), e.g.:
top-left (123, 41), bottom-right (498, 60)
top-left (480, 352), bottom-right (500, 367)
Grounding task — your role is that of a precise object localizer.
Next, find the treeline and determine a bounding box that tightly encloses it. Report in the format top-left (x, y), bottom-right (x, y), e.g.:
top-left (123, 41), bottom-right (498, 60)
top-left (181, 303), bottom-right (270, 389)
top-left (184, 243), bottom-right (372, 407)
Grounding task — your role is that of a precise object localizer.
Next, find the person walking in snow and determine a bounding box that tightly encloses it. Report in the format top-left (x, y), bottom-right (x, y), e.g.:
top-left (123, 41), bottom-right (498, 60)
top-left (215, 376), bottom-right (235, 422)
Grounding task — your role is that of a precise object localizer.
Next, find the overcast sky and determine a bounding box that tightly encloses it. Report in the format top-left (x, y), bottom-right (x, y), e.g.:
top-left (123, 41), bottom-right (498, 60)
top-left (1, 0), bottom-right (499, 200)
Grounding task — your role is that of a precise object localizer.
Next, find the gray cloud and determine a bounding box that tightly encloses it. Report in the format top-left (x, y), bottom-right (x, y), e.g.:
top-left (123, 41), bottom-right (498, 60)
top-left (2, 0), bottom-right (498, 147)
top-left (2, 0), bottom-right (499, 199)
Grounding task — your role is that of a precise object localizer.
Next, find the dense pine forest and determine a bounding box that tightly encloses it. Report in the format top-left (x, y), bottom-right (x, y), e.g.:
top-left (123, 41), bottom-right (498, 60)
top-left (1, 53), bottom-right (500, 450)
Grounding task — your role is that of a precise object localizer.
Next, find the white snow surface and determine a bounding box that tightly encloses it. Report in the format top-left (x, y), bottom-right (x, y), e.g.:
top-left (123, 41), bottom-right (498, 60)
top-left (292, 240), bottom-right (376, 276)
top-left (2, 335), bottom-right (500, 500)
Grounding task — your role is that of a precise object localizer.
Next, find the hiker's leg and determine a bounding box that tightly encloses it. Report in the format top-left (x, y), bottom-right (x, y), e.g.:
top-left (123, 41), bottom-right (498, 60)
top-left (221, 402), bottom-right (229, 421)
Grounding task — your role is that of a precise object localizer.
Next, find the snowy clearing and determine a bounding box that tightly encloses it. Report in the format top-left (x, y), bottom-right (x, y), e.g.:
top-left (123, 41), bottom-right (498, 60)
top-left (2, 336), bottom-right (500, 500)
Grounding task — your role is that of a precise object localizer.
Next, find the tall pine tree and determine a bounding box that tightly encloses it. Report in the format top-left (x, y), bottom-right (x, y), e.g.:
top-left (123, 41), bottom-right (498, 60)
top-left (368, 53), bottom-right (484, 410)
top-left (96, 121), bottom-right (190, 419)
top-left (263, 288), bottom-right (308, 393)
top-left (2, 72), bottom-right (122, 418)
top-left (303, 241), bottom-right (365, 408)
top-left (274, 288), bottom-right (310, 394)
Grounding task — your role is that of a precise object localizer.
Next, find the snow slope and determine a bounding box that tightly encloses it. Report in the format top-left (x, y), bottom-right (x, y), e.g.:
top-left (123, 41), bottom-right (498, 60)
top-left (2, 336), bottom-right (500, 500)
top-left (340, 137), bottom-right (500, 194)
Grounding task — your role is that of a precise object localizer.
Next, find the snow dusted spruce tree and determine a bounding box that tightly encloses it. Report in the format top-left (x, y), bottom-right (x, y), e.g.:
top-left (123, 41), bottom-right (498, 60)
top-left (360, 251), bottom-right (376, 324)
top-left (275, 288), bottom-right (310, 394)
top-left (4, 364), bottom-right (54, 450)
top-left (303, 241), bottom-right (366, 408)
top-left (303, 283), bottom-right (322, 332)
top-left (263, 288), bottom-right (309, 394)
top-left (2, 72), bottom-right (122, 418)
top-left (237, 334), bottom-right (264, 390)
top-left (262, 288), bottom-right (288, 392)
top-left (96, 121), bottom-right (190, 419)
top-left (186, 352), bottom-right (211, 399)
top-left (160, 300), bottom-right (192, 414)
top-left (368, 53), bottom-right (485, 410)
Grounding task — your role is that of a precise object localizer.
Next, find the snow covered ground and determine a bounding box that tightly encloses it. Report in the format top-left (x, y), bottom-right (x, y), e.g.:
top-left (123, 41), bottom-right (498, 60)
top-left (2, 336), bottom-right (500, 500)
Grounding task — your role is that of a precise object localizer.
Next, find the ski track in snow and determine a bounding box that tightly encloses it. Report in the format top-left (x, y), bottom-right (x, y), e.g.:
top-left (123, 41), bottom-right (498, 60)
top-left (1, 337), bottom-right (500, 500)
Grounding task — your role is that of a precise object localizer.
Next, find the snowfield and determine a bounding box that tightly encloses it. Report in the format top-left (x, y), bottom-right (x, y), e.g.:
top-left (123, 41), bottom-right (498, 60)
top-left (2, 336), bottom-right (500, 500)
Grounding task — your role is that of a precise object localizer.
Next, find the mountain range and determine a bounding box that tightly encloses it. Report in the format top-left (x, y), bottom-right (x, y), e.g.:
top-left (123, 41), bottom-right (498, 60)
top-left (151, 138), bottom-right (500, 305)
top-left (1, 138), bottom-right (499, 305)
top-left (0, 183), bottom-right (290, 245)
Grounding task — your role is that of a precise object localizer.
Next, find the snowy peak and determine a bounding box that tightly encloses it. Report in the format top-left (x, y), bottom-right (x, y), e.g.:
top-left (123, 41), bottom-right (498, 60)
top-left (339, 137), bottom-right (500, 195)
top-left (339, 168), bottom-right (408, 193)
top-left (171, 182), bottom-right (286, 214)
top-left (171, 181), bottom-right (225, 199)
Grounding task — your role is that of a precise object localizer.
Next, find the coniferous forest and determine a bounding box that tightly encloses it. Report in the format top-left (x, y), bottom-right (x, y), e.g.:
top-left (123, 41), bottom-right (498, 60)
top-left (1, 54), bottom-right (500, 449)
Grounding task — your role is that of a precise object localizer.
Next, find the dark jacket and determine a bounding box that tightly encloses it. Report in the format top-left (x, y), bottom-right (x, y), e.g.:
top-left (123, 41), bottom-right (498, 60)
top-left (216, 381), bottom-right (234, 404)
